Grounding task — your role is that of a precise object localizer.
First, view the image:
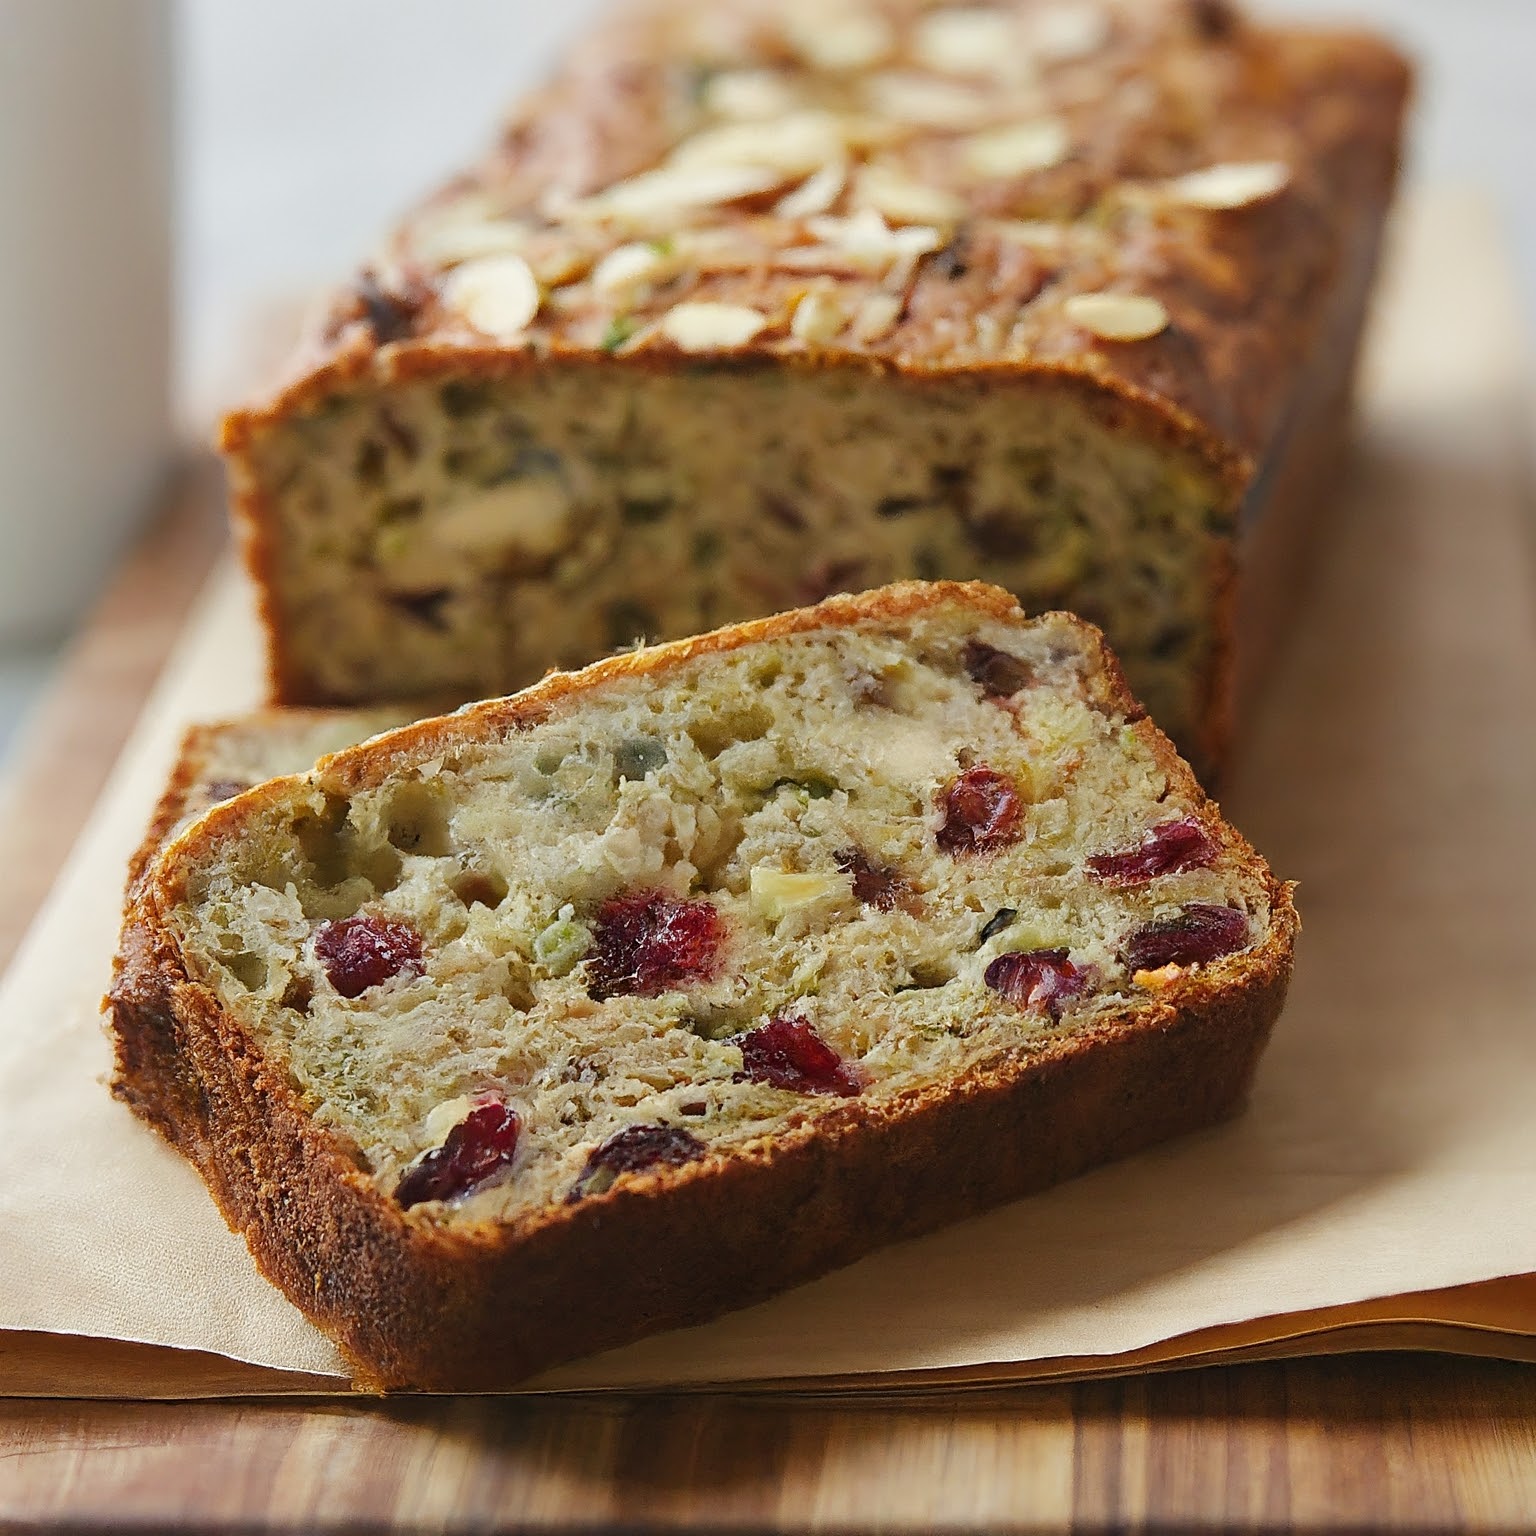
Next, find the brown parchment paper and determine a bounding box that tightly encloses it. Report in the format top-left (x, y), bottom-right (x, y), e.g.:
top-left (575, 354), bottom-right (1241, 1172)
top-left (1, 186), bottom-right (1534, 1399)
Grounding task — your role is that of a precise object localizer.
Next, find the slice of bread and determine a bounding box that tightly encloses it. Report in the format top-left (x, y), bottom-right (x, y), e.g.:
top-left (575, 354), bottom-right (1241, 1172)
top-left (125, 708), bottom-right (415, 891)
top-left (108, 582), bottom-right (1296, 1390)
top-left (113, 707), bottom-right (414, 1147)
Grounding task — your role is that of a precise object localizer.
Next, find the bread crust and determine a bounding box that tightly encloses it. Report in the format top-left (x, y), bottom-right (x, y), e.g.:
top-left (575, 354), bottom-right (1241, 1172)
top-left (217, 0), bottom-right (1410, 778)
top-left (109, 581), bottom-right (1298, 1391)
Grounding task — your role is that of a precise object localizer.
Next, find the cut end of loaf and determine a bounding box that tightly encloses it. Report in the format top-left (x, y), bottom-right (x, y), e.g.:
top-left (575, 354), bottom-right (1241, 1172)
top-left (232, 360), bottom-right (1233, 766)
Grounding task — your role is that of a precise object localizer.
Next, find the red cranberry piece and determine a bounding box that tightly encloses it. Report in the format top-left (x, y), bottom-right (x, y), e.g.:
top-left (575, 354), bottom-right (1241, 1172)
top-left (587, 890), bottom-right (723, 999)
top-left (735, 1017), bottom-right (863, 1097)
top-left (962, 640), bottom-right (1034, 700)
top-left (936, 766), bottom-right (1023, 854)
top-left (1123, 903), bottom-right (1249, 972)
top-left (1188, 0), bottom-right (1239, 41)
top-left (566, 1123), bottom-right (707, 1203)
top-left (395, 1098), bottom-right (521, 1208)
top-left (794, 558), bottom-right (866, 605)
top-left (1086, 816), bottom-right (1219, 886)
top-left (314, 914), bottom-right (424, 999)
top-left (984, 948), bottom-right (1091, 1019)
top-left (353, 270), bottom-right (419, 345)
top-left (835, 847), bottom-right (913, 911)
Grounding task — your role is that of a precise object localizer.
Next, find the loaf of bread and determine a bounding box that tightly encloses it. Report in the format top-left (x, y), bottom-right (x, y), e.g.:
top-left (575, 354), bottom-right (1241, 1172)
top-left (109, 582), bottom-right (1297, 1390)
top-left (220, 0), bottom-right (1408, 779)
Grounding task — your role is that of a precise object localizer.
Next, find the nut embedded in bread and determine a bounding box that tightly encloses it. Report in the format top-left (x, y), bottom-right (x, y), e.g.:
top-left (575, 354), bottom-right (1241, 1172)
top-left (109, 581), bottom-right (1296, 1390)
top-left (220, 0), bottom-right (1410, 779)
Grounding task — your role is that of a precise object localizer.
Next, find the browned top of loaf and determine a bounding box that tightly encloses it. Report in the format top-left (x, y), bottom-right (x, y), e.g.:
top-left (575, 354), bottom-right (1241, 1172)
top-left (223, 0), bottom-right (1408, 478)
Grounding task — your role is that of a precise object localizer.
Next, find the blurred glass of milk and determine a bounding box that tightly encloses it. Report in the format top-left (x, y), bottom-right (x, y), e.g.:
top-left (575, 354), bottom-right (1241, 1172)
top-left (0, 0), bottom-right (172, 643)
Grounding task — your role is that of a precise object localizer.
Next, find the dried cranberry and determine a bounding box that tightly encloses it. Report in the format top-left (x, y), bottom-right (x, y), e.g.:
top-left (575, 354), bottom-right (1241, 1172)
top-left (962, 640), bottom-right (1034, 700)
top-left (984, 948), bottom-right (1091, 1019)
top-left (760, 493), bottom-right (807, 533)
top-left (386, 588), bottom-right (454, 631)
top-left (1123, 904), bottom-right (1249, 973)
top-left (1188, 0), bottom-right (1239, 40)
top-left (314, 914), bottom-right (424, 998)
top-left (936, 766), bottom-right (1023, 854)
top-left (1086, 816), bottom-right (1219, 886)
top-left (964, 509), bottom-right (1033, 559)
top-left (735, 1017), bottom-right (862, 1097)
top-left (587, 890), bottom-right (723, 999)
top-left (794, 559), bottom-right (866, 605)
top-left (835, 848), bottom-right (913, 911)
top-left (354, 270), bottom-right (417, 345)
top-left (395, 1098), bottom-right (521, 1208)
top-left (932, 236), bottom-right (971, 281)
top-left (566, 1123), bottom-right (706, 1203)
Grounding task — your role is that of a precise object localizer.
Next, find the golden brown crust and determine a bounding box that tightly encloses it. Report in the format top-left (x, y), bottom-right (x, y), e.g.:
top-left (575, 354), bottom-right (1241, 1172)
top-left (109, 581), bottom-right (1298, 1390)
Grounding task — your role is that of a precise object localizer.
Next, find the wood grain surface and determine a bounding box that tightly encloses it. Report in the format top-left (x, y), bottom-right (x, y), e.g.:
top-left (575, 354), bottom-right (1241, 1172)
top-left (7, 1354), bottom-right (1536, 1531)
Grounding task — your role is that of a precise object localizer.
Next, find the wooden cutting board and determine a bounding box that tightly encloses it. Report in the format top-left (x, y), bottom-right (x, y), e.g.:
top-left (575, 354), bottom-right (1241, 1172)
top-left (3, 186), bottom-right (1536, 1532)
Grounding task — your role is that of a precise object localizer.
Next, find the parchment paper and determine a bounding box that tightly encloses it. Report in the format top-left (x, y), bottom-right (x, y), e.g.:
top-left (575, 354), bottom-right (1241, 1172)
top-left (2, 187), bottom-right (1534, 1398)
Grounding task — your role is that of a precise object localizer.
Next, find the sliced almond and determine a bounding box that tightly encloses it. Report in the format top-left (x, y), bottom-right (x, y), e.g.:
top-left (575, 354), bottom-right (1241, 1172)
top-left (785, 6), bottom-right (895, 72)
top-left (961, 119), bottom-right (1072, 180)
top-left (658, 301), bottom-right (770, 351)
top-left (435, 480), bottom-right (571, 558)
top-left (526, 243), bottom-right (595, 288)
top-left (853, 163), bottom-right (966, 226)
top-left (830, 110), bottom-right (911, 153)
top-left (867, 71), bottom-right (994, 131)
top-left (851, 291), bottom-right (903, 343)
top-left (910, 9), bottom-right (1023, 78)
top-left (775, 160), bottom-right (848, 220)
top-left (774, 246), bottom-right (869, 278)
top-left (410, 216), bottom-right (533, 268)
top-left (702, 68), bottom-right (801, 121)
top-left (422, 1095), bottom-right (478, 1148)
top-left (987, 217), bottom-right (1074, 248)
top-left (1163, 160), bottom-right (1291, 210)
top-left (1062, 292), bottom-right (1169, 342)
top-left (570, 163), bottom-right (781, 226)
top-left (790, 285), bottom-right (851, 344)
top-left (750, 867), bottom-right (851, 919)
top-left (440, 254), bottom-right (541, 340)
top-left (806, 208), bottom-right (946, 277)
top-left (1029, 3), bottom-right (1112, 62)
top-left (669, 111), bottom-right (848, 178)
top-left (590, 241), bottom-right (675, 297)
